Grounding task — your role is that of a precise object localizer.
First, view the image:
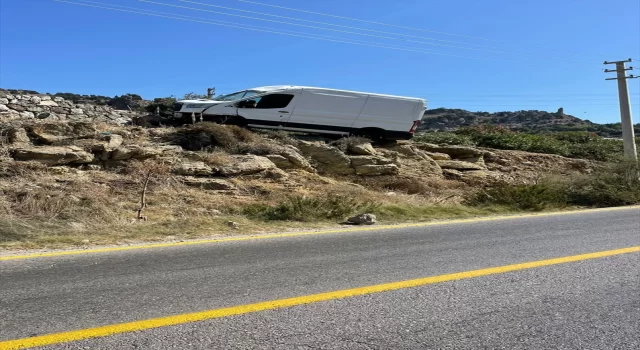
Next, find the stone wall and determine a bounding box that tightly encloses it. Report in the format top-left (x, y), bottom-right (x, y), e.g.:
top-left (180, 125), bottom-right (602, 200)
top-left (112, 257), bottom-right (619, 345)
top-left (0, 92), bottom-right (140, 125)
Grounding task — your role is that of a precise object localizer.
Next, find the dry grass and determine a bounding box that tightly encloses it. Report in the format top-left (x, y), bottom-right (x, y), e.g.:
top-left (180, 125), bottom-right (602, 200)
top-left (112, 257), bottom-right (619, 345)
top-left (0, 122), bottom-right (605, 251)
top-left (0, 161), bottom-right (504, 250)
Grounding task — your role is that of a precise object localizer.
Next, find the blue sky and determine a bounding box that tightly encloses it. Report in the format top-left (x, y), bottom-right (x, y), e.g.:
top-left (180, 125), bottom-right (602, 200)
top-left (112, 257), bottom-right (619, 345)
top-left (1, 0), bottom-right (639, 123)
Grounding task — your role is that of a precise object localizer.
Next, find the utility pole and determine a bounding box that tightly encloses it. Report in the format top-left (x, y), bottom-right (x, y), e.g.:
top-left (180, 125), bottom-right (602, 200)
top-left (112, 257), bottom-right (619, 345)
top-left (604, 58), bottom-right (638, 160)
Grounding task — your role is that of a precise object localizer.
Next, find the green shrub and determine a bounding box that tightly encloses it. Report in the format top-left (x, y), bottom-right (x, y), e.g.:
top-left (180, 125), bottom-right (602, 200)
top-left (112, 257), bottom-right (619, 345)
top-left (413, 132), bottom-right (474, 146)
top-left (564, 161), bottom-right (640, 207)
top-left (417, 126), bottom-right (630, 162)
top-left (244, 195), bottom-right (380, 221)
top-left (466, 183), bottom-right (565, 211)
top-left (467, 161), bottom-right (640, 210)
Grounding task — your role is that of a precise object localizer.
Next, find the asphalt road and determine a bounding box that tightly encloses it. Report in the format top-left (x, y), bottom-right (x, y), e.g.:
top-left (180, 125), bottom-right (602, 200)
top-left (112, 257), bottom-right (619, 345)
top-left (1, 208), bottom-right (639, 349)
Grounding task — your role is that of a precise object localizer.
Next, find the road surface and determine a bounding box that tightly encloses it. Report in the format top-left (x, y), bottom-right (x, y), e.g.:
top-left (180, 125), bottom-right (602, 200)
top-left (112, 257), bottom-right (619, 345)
top-left (1, 207), bottom-right (639, 349)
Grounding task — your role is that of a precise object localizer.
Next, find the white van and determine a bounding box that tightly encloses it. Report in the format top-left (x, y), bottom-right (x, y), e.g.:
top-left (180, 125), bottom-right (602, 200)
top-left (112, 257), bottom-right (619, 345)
top-left (201, 86), bottom-right (427, 140)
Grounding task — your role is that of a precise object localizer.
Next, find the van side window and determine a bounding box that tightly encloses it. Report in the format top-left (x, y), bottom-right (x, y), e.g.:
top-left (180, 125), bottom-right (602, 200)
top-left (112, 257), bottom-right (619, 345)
top-left (253, 94), bottom-right (294, 109)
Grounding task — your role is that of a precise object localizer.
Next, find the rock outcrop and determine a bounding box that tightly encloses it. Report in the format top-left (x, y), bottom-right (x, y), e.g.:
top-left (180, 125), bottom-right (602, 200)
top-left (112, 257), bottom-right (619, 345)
top-left (297, 141), bottom-right (355, 175)
top-left (266, 146), bottom-right (314, 172)
top-left (12, 146), bottom-right (94, 165)
top-left (0, 92), bottom-right (138, 125)
top-left (173, 161), bottom-right (214, 176)
top-left (218, 155), bottom-right (276, 176)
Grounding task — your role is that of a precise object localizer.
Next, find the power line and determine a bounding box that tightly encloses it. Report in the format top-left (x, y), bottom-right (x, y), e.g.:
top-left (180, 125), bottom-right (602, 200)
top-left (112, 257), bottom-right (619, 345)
top-left (171, 0), bottom-right (585, 62)
top-left (140, 0), bottom-right (570, 60)
top-left (54, 0), bottom-right (487, 61)
top-left (230, 0), bottom-right (509, 43)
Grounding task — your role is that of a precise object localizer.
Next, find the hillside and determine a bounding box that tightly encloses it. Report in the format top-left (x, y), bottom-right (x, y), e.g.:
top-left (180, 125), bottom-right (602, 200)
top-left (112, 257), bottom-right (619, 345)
top-left (419, 107), bottom-right (640, 137)
top-left (1, 90), bottom-right (639, 250)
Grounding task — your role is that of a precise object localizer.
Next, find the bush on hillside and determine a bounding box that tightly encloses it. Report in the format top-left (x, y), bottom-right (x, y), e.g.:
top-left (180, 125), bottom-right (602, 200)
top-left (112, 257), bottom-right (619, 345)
top-left (243, 195), bottom-right (380, 221)
top-left (415, 126), bottom-right (635, 161)
top-left (168, 122), bottom-right (281, 155)
top-left (412, 132), bottom-right (474, 146)
top-left (466, 161), bottom-right (640, 210)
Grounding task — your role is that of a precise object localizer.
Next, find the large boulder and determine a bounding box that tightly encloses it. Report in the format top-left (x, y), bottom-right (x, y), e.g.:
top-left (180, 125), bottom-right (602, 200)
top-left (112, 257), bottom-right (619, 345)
top-left (349, 155), bottom-right (395, 167)
top-left (349, 142), bottom-right (376, 156)
top-left (111, 145), bottom-right (182, 160)
top-left (13, 146), bottom-right (94, 165)
top-left (436, 160), bottom-right (485, 171)
top-left (265, 155), bottom-right (293, 169)
top-left (26, 122), bottom-right (97, 145)
top-left (422, 151), bottom-right (450, 160)
top-left (354, 164), bottom-right (399, 176)
top-left (181, 177), bottom-right (236, 190)
top-left (73, 133), bottom-right (124, 153)
top-left (297, 141), bottom-right (354, 175)
top-left (218, 155), bottom-right (276, 176)
top-left (278, 146), bottom-right (314, 172)
top-left (173, 161), bottom-right (214, 176)
top-left (349, 155), bottom-right (399, 175)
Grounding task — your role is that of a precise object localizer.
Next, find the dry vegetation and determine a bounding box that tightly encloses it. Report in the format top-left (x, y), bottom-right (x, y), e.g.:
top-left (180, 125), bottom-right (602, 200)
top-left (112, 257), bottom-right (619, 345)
top-left (1, 121), bottom-right (638, 251)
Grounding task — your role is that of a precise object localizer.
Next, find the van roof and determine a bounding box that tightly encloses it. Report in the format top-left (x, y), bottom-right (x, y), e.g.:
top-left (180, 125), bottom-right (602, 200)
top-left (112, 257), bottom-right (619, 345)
top-left (252, 85), bottom-right (426, 103)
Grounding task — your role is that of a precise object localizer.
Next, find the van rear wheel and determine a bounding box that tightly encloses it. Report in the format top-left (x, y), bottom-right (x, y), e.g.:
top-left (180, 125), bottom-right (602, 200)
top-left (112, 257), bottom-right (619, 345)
top-left (353, 128), bottom-right (386, 142)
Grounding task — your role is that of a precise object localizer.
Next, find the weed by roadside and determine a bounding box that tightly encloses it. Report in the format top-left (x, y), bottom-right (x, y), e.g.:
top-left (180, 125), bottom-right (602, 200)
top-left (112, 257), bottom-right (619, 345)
top-left (242, 194), bottom-right (380, 222)
top-left (466, 160), bottom-right (640, 210)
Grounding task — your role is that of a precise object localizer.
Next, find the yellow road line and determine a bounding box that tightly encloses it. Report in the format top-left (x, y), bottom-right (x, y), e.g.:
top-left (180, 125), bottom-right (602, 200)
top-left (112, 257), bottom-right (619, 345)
top-left (1, 246), bottom-right (638, 349)
top-left (1, 205), bottom-right (639, 261)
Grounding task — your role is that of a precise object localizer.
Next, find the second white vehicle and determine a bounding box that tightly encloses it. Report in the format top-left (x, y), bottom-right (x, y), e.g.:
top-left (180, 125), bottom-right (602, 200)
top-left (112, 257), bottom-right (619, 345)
top-left (201, 85), bottom-right (427, 140)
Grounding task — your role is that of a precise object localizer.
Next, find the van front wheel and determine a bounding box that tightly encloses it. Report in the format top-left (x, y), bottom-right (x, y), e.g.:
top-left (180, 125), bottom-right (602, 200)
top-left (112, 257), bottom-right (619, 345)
top-left (353, 128), bottom-right (386, 142)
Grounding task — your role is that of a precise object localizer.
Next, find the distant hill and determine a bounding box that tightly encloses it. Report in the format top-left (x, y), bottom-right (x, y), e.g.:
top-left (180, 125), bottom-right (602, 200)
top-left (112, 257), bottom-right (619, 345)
top-left (419, 108), bottom-right (639, 138)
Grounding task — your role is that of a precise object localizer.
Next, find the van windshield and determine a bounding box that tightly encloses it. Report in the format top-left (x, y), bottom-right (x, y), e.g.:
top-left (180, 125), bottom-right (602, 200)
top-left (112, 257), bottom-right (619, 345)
top-left (213, 90), bottom-right (261, 101)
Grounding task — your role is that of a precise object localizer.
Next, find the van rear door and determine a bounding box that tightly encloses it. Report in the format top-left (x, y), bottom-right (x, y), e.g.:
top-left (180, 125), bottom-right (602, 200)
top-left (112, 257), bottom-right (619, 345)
top-left (287, 89), bottom-right (367, 131)
top-left (354, 97), bottom-right (422, 133)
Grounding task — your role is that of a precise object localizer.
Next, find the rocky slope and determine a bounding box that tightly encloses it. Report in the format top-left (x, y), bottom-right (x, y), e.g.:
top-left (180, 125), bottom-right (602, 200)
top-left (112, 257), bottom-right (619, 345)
top-left (0, 92), bottom-right (602, 249)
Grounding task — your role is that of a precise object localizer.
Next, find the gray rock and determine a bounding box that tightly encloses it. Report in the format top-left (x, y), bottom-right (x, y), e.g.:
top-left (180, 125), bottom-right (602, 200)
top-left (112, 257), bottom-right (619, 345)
top-left (53, 96), bottom-right (64, 102)
top-left (111, 145), bottom-right (182, 160)
top-left (354, 164), bottom-right (399, 176)
top-left (40, 95), bottom-right (52, 101)
top-left (219, 155), bottom-right (276, 176)
top-left (181, 177), bottom-right (236, 191)
top-left (0, 104), bottom-right (9, 112)
top-left (347, 213), bottom-right (377, 225)
top-left (30, 96), bottom-right (42, 104)
top-left (19, 111), bottom-right (35, 119)
top-left (7, 104), bottom-right (25, 112)
top-left (70, 108), bottom-right (84, 115)
top-left (436, 160), bottom-right (485, 171)
top-left (173, 161), bottom-right (213, 176)
top-left (0, 98), bottom-right (8, 105)
top-left (422, 151), bottom-right (450, 160)
top-left (39, 100), bottom-right (59, 107)
top-left (349, 143), bottom-right (377, 156)
top-left (265, 154), bottom-right (293, 169)
top-left (13, 146), bottom-right (94, 165)
top-left (27, 106), bottom-right (44, 113)
top-left (297, 141), bottom-right (354, 175)
top-left (349, 155), bottom-right (395, 167)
